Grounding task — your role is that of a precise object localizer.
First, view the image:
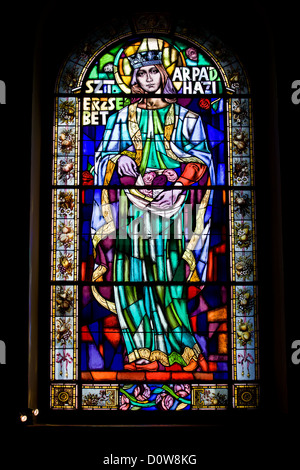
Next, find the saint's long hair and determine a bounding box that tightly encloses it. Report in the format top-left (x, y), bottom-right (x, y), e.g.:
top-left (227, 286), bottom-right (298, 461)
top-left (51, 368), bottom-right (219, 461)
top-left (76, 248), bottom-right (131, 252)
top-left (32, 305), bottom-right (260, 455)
top-left (130, 64), bottom-right (177, 103)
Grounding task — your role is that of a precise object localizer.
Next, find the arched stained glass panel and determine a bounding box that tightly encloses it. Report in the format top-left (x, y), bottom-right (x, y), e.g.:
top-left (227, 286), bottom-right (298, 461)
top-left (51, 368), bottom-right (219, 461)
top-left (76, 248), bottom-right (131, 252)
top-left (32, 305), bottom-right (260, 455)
top-left (50, 13), bottom-right (259, 412)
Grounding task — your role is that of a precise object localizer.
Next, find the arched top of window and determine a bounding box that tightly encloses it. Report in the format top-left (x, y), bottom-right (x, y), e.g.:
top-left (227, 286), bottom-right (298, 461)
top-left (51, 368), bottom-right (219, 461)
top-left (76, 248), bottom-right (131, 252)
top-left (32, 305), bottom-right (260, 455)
top-left (55, 14), bottom-right (250, 97)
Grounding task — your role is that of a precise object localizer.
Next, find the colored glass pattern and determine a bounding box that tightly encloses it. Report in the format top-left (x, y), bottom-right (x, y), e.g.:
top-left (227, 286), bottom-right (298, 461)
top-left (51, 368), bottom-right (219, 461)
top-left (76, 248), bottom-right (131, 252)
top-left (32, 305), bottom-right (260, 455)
top-left (50, 13), bottom-right (259, 412)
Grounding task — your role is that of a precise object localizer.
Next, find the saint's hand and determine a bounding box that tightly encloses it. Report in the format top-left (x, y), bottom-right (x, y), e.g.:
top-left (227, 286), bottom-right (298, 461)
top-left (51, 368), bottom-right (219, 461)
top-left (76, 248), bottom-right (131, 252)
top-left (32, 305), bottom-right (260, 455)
top-left (117, 155), bottom-right (139, 178)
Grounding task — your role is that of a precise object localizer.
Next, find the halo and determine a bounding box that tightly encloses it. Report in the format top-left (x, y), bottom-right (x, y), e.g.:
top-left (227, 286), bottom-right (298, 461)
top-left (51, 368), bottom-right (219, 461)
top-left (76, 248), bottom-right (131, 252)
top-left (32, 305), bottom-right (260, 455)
top-left (114, 37), bottom-right (185, 93)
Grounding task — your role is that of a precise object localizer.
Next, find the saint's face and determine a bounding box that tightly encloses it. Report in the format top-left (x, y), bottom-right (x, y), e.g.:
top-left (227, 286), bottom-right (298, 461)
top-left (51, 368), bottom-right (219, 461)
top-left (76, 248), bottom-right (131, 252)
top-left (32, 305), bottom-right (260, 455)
top-left (136, 65), bottom-right (162, 93)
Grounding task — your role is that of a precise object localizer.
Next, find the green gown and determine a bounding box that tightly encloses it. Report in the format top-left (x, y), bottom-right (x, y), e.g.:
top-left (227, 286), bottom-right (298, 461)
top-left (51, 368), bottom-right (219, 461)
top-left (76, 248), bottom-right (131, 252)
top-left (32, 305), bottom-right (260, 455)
top-left (92, 103), bottom-right (214, 367)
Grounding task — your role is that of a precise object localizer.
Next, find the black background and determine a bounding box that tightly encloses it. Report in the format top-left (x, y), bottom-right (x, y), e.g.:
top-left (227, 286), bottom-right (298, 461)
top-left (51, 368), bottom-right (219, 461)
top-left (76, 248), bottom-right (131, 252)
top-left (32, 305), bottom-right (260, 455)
top-left (0, 1), bottom-right (299, 466)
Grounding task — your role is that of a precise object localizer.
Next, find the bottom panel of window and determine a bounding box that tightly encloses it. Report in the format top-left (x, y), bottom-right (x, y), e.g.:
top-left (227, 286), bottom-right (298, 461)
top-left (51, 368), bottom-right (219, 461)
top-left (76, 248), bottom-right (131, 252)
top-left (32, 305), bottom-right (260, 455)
top-left (232, 383), bottom-right (260, 408)
top-left (50, 383), bottom-right (259, 410)
top-left (50, 383), bottom-right (78, 410)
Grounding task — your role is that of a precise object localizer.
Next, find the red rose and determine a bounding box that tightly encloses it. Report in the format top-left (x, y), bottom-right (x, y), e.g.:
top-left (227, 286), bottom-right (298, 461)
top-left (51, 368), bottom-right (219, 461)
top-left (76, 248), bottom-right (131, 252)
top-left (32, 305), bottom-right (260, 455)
top-left (199, 98), bottom-right (210, 109)
top-left (82, 170), bottom-right (94, 185)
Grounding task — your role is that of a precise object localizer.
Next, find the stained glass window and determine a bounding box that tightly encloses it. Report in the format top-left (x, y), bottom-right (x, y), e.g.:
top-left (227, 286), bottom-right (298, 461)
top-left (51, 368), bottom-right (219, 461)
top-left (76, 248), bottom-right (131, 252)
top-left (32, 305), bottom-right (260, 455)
top-left (50, 13), bottom-right (259, 412)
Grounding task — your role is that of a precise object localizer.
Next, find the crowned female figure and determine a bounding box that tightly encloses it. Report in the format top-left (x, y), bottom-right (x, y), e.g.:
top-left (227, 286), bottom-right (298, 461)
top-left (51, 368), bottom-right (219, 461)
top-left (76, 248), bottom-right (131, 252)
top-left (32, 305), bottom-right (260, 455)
top-left (91, 38), bottom-right (215, 372)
